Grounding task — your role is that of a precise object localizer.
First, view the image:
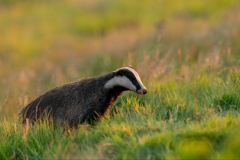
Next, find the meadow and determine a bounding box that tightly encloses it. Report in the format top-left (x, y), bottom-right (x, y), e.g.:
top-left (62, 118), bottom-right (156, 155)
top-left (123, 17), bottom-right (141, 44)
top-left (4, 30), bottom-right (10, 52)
top-left (0, 0), bottom-right (240, 159)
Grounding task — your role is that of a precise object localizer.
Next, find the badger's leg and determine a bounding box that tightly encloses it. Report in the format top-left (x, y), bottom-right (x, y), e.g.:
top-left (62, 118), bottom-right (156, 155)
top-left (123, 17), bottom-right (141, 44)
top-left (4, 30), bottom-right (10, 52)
top-left (67, 119), bottom-right (78, 129)
top-left (72, 122), bottom-right (78, 130)
top-left (87, 111), bottom-right (103, 126)
top-left (80, 108), bottom-right (101, 126)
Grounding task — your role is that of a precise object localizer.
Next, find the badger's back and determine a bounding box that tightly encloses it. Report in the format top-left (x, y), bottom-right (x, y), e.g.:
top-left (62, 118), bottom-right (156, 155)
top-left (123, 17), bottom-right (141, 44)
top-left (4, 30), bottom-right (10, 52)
top-left (19, 77), bottom-right (104, 126)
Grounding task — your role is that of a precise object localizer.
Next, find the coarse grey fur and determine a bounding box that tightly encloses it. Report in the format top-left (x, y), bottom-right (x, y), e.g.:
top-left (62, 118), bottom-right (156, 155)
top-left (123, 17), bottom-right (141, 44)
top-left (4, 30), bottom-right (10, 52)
top-left (18, 66), bottom-right (147, 127)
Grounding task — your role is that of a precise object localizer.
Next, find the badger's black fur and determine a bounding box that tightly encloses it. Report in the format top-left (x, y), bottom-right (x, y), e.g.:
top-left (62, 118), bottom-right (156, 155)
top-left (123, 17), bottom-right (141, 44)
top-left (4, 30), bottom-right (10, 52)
top-left (19, 66), bottom-right (147, 127)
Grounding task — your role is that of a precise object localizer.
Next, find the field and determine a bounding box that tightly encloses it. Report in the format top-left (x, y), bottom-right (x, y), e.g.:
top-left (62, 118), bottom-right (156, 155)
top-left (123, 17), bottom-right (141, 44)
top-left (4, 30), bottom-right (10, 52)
top-left (1, 0), bottom-right (240, 159)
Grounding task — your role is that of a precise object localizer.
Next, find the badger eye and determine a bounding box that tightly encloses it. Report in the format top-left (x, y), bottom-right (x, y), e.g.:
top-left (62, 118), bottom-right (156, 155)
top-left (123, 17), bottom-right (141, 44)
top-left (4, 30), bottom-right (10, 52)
top-left (133, 80), bottom-right (138, 86)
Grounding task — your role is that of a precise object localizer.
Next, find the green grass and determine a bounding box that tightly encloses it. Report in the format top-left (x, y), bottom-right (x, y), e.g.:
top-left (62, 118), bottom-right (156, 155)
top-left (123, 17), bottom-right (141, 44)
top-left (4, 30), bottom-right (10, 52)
top-left (1, 0), bottom-right (240, 159)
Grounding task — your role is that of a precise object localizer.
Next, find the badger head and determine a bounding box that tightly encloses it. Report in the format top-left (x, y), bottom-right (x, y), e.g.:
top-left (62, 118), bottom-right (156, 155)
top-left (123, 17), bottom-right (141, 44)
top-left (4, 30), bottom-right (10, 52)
top-left (104, 66), bottom-right (148, 95)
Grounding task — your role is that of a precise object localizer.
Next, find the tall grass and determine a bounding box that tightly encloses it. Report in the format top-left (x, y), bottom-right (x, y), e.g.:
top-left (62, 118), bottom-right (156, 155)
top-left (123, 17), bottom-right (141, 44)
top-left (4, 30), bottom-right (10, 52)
top-left (0, 0), bottom-right (240, 159)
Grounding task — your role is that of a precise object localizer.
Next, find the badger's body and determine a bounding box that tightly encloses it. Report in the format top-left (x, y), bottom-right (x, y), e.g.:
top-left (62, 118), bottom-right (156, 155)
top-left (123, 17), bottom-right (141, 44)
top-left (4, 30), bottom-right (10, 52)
top-left (19, 66), bottom-right (147, 127)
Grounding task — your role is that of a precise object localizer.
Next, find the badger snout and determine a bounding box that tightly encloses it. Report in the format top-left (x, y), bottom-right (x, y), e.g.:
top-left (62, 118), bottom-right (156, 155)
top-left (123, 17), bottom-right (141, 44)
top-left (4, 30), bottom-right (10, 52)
top-left (142, 88), bottom-right (148, 94)
top-left (136, 88), bottom-right (148, 95)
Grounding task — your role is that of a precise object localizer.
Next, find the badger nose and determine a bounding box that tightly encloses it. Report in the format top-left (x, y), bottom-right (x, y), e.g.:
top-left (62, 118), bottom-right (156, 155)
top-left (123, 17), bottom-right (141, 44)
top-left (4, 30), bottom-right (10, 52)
top-left (142, 88), bottom-right (148, 94)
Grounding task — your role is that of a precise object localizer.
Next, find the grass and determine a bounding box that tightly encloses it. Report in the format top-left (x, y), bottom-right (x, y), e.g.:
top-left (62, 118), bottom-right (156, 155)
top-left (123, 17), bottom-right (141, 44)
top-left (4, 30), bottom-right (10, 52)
top-left (1, 0), bottom-right (240, 159)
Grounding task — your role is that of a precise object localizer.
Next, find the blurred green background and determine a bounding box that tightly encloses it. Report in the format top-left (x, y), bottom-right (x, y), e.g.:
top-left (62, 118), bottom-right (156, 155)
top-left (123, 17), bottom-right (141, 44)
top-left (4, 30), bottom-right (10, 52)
top-left (1, 0), bottom-right (240, 159)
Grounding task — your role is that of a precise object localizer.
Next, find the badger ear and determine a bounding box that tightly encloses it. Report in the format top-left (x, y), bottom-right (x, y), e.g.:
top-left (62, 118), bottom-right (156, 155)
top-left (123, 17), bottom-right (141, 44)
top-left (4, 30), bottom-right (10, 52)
top-left (113, 71), bottom-right (117, 76)
top-left (129, 65), bottom-right (133, 68)
top-left (114, 69), bottom-right (121, 76)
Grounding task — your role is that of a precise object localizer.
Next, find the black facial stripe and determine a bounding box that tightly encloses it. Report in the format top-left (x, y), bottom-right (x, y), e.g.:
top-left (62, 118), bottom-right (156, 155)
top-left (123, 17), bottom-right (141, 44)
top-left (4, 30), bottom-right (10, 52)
top-left (116, 69), bottom-right (141, 90)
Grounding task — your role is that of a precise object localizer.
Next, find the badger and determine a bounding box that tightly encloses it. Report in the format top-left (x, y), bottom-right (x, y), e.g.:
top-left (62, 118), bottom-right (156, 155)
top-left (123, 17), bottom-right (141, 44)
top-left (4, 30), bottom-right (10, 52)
top-left (19, 66), bottom-right (148, 127)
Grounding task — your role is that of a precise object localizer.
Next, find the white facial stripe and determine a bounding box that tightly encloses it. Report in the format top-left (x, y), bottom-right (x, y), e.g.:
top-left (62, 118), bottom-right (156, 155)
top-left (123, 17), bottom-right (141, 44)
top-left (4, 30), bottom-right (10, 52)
top-left (104, 76), bottom-right (137, 91)
top-left (117, 67), bottom-right (146, 90)
top-left (133, 71), bottom-right (145, 90)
